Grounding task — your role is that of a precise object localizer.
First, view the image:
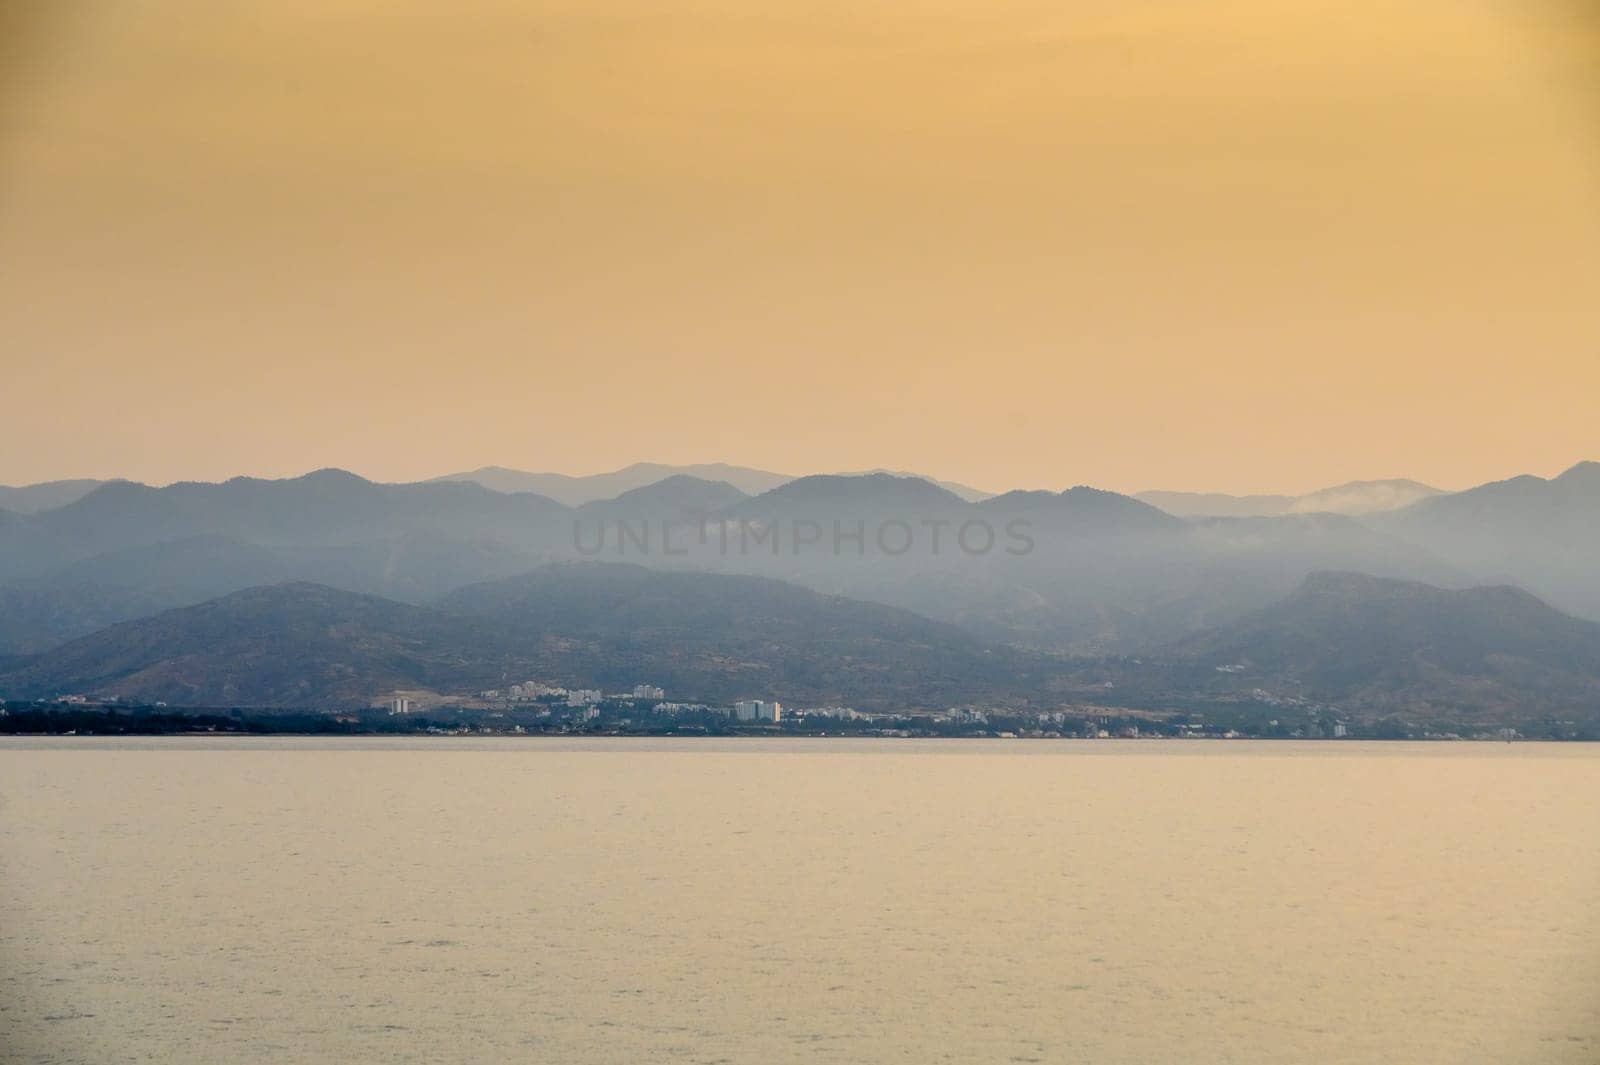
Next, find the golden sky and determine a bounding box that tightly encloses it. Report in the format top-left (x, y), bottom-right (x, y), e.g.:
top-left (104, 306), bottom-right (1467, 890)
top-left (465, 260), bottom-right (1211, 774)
top-left (2, 1), bottom-right (1597, 494)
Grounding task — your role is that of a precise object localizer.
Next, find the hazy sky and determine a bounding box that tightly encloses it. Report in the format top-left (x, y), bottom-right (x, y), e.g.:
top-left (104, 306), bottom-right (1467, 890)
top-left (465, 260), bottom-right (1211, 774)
top-left (2, 1), bottom-right (1597, 494)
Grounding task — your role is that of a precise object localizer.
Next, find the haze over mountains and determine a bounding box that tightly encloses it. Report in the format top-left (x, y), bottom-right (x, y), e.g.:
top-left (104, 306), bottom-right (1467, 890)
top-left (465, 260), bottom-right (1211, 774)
top-left (0, 464), bottom-right (1467, 654)
top-left (1, 465), bottom-right (1445, 517)
top-left (1137, 479), bottom-right (1443, 519)
top-left (1371, 462), bottom-right (1600, 622)
top-left (0, 480), bottom-right (109, 516)
top-left (0, 564), bottom-right (1050, 712)
top-left (4, 565), bottom-right (1598, 728)
top-left (2, 459), bottom-right (1598, 726)
top-left (2, 462), bottom-right (998, 514)
top-left (428, 463), bottom-right (995, 505)
top-left (427, 463), bottom-right (791, 506)
top-left (1142, 572), bottom-right (1600, 722)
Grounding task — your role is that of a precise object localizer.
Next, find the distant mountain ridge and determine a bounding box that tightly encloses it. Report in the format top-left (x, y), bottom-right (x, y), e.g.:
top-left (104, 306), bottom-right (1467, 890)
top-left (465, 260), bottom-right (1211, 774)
top-left (0, 479), bottom-right (106, 515)
top-left (9, 469), bottom-right (567, 559)
top-left (427, 463), bottom-right (793, 505)
top-left (1155, 571), bottom-right (1600, 722)
top-left (0, 466), bottom-right (1480, 657)
top-left (0, 564), bottom-right (1055, 711)
top-left (428, 462), bottom-right (994, 505)
top-left (724, 472), bottom-right (973, 521)
top-left (5, 566), bottom-right (1599, 728)
top-left (1372, 461), bottom-right (1600, 620)
top-left (978, 486), bottom-right (1181, 535)
top-left (575, 475), bottom-right (749, 519)
top-left (827, 469), bottom-right (993, 502)
top-left (2, 459), bottom-right (1597, 673)
top-left (1138, 479), bottom-right (1441, 518)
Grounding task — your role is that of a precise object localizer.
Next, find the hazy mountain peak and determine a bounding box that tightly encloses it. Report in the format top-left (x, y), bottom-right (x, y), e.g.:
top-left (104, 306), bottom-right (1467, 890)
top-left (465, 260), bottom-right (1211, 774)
top-left (210, 579), bottom-right (360, 605)
top-left (1061, 485), bottom-right (1144, 503)
top-left (1289, 479), bottom-right (1441, 515)
top-left (0, 478), bottom-right (107, 515)
top-left (428, 462), bottom-right (791, 505)
top-left (204, 468), bottom-right (379, 495)
top-left (610, 461), bottom-right (765, 479)
top-left (754, 471), bottom-right (966, 505)
top-left (1287, 570), bottom-right (1579, 625)
top-left (828, 469), bottom-right (994, 502)
top-left (67, 479), bottom-right (152, 505)
top-left (979, 486), bottom-right (1180, 534)
top-left (1294, 569), bottom-right (1429, 599)
top-left (981, 489), bottom-right (1056, 505)
top-left (1139, 478), bottom-right (1440, 518)
top-left (982, 485), bottom-right (1146, 508)
top-left (579, 474), bottom-right (749, 515)
top-left (1555, 460), bottom-right (1600, 484)
top-left (1164, 570), bottom-right (1600, 721)
top-left (609, 473), bottom-right (746, 501)
top-left (294, 467), bottom-right (374, 486)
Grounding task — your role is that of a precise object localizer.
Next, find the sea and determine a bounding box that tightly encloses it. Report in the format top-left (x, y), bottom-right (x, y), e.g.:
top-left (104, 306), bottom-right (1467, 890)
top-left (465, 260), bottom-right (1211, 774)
top-left (2, 738), bottom-right (1596, 1063)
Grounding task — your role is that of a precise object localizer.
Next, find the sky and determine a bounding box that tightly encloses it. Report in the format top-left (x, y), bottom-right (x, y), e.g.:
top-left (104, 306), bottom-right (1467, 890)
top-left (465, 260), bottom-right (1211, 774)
top-left (1, 1), bottom-right (1597, 495)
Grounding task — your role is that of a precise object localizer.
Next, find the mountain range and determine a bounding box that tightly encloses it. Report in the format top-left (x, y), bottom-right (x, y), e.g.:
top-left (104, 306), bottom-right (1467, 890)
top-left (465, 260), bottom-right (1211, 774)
top-left (1, 459), bottom-right (1598, 724)
top-left (426, 462), bottom-right (793, 505)
top-left (1150, 572), bottom-right (1600, 723)
top-left (0, 479), bottom-right (108, 515)
top-left (1371, 461), bottom-right (1600, 620)
top-left (3, 565), bottom-right (1597, 728)
top-left (0, 564), bottom-right (1051, 712)
top-left (1136, 479), bottom-right (1442, 518)
top-left (0, 461), bottom-right (998, 515)
top-left (0, 467), bottom-right (1461, 655)
top-left (428, 462), bottom-right (995, 504)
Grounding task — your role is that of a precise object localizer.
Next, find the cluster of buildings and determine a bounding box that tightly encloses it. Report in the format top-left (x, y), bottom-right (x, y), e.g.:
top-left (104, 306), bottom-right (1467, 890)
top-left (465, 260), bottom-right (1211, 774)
top-left (478, 681), bottom-right (562, 702)
top-left (470, 682), bottom-right (665, 708)
top-left (653, 701), bottom-right (712, 715)
top-left (382, 682), bottom-right (799, 723)
top-left (789, 705), bottom-right (864, 721)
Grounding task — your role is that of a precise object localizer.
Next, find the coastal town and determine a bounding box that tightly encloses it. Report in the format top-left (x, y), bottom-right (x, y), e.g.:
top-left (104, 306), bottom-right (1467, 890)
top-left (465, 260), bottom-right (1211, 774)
top-left (3, 678), bottom-right (1553, 741)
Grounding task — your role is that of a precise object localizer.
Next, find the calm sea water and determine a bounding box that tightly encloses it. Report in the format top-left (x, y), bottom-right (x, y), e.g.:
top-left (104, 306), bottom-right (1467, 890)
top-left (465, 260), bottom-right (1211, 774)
top-left (1, 738), bottom-right (1597, 1064)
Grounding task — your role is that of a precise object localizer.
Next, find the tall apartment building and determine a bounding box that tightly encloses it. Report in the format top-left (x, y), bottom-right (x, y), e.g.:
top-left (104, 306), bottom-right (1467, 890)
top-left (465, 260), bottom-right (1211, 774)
top-left (734, 699), bottom-right (782, 723)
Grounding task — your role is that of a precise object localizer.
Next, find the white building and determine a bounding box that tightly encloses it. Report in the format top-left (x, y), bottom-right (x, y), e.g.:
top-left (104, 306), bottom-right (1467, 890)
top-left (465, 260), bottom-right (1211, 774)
top-left (632, 684), bottom-right (665, 700)
top-left (567, 689), bottom-right (602, 707)
top-left (387, 697), bottom-right (413, 715)
top-left (797, 705), bottom-right (861, 721)
top-left (734, 699), bottom-right (781, 723)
